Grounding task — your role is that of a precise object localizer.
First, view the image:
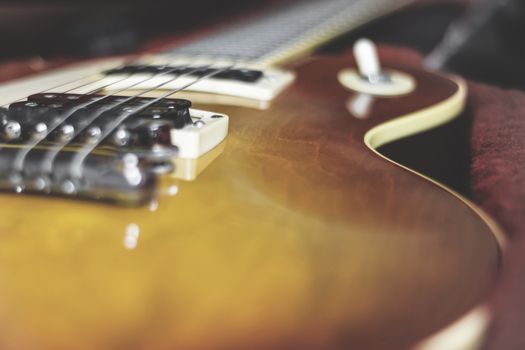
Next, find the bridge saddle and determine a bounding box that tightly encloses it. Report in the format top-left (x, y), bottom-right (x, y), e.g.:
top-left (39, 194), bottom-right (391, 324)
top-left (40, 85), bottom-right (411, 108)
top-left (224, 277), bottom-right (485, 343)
top-left (0, 93), bottom-right (228, 205)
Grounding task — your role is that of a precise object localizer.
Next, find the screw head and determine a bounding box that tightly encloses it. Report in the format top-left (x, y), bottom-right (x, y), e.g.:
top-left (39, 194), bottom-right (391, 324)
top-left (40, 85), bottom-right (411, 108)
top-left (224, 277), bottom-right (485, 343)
top-left (58, 124), bottom-right (75, 142)
top-left (33, 176), bottom-right (50, 192)
top-left (32, 122), bottom-right (48, 139)
top-left (61, 179), bottom-right (77, 195)
top-left (112, 128), bottom-right (130, 147)
top-left (3, 121), bottom-right (21, 140)
top-left (122, 153), bottom-right (139, 167)
top-left (9, 172), bottom-right (24, 193)
top-left (193, 120), bottom-right (206, 128)
top-left (85, 126), bottom-right (102, 143)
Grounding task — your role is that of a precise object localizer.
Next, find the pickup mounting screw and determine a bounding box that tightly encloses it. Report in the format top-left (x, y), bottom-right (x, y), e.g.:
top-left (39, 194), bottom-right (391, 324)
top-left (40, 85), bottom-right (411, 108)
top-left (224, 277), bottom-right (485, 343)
top-left (193, 120), bottom-right (205, 128)
top-left (33, 176), bottom-right (50, 192)
top-left (61, 179), bottom-right (77, 195)
top-left (112, 128), bottom-right (131, 147)
top-left (3, 121), bottom-right (22, 140)
top-left (85, 126), bottom-right (102, 143)
top-left (58, 124), bottom-right (75, 142)
top-left (32, 122), bottom-right (48, 140)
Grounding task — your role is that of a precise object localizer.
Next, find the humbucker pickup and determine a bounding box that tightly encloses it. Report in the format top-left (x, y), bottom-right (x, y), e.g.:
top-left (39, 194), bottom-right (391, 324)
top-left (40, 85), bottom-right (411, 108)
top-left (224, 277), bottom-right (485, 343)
top-left (103, 63), bottom-right (295, 103)
top-left (105, 65), bottom-right (264, 83)
top-left (0, 93), bottom-right (228, 205)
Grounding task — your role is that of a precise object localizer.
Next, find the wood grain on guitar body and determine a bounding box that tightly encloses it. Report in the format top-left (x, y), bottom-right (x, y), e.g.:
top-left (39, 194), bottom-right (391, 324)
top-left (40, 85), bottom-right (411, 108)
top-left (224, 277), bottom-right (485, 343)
top-left (0, 1), bottom-right (504, 350)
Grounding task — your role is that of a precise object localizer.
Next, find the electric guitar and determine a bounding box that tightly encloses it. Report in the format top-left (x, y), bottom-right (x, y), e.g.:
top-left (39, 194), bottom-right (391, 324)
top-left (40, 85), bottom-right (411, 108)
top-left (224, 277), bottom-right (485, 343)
top-left (0, 1), bottom-right (504, 349)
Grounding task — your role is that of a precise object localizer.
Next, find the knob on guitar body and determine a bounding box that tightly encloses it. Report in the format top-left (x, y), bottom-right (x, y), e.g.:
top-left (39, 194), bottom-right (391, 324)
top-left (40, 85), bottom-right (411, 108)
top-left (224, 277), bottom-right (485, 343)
top-left (0, 51), bottom-right (503, 349)
top-left (0, 0), bottom-right (505, 348)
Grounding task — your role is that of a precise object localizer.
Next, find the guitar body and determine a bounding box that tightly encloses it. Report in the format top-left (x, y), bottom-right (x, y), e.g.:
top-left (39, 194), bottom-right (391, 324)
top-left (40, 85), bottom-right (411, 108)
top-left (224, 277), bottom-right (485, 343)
top-left (0, 53), bottom-right (502, 349)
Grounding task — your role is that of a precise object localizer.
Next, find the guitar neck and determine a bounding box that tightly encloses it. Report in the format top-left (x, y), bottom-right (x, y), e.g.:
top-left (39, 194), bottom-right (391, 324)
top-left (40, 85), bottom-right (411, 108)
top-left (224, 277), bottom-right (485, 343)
top-left (164, 0), bottom-right (413, 66)
top-left (0, 0), bottom-right (412, 107)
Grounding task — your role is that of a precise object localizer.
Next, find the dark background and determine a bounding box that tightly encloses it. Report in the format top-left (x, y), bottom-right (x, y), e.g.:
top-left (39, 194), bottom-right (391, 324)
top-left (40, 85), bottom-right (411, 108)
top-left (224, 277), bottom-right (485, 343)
top-left (0, 0), bottom-right (524, 89)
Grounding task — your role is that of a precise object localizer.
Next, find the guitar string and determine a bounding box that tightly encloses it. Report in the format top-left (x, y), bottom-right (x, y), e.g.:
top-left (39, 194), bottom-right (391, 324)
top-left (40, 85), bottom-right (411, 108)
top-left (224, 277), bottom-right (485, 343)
top-left (0, 51), bottom-right (203, 108)
top-left (3, 60), bottom-right (195, 132)
top-left (69, 63), bottom-right (236, 181)
top-left (7, 54), bottom-right (221, 127)
top-left (4, 57), bottom-right (173, 112)
top-left (11, 61), bottom-right (214, 180)
top-left (70, 64), bottom-right (188, 96)
top-left (1, 54), bottom-right (191, 109)
top-left (0, 73), bottom-right (134, 153)
top-left (62, 74), bottom-right (134, 95)
top-left (0, 73), bottom-right (133, 111)
top-left (39, 63), bottom-right (218, 177)
top-left (0, 55), bottom-right (140, 108)
top-left (1, 55), bottom-right (237, 192)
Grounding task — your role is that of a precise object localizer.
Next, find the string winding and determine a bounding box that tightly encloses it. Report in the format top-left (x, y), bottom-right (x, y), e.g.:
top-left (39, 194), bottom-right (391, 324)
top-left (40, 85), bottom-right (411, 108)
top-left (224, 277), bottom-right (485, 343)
top-left (1, 56), bottom-right (237, 192)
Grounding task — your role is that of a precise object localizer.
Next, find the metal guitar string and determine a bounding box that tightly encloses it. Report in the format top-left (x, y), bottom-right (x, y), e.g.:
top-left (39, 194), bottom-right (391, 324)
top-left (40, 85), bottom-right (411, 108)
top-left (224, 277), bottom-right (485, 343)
top-left (0, 74), bottom-right (133, 154)
top-left (39, 63), bottom-right (218, 176)
top-left (70, 63), bottom-right (189, 96)
top-left (69, 63), bottom-right (236, 181)
top-left (62, 73), bottom-right (134, 96)
top-left (0, 73), bottom-right (131, 109)
top-left (3, 57), bottom-right (166, 108)
top-left (1, 54), bottom-right (187, 108)
top-left (0, 49), bottom-right (236, 193)
top-left (10, 60), bottom-right (216, 182)
top-left (0, 56), bottom-right (141, 108)
top-left (0, 74), bottom-right (135, 162)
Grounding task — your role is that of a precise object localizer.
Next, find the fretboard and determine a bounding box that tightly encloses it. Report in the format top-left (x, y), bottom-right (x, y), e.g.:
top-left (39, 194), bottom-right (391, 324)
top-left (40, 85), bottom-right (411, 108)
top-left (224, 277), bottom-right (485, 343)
top-left (166, 0), bottom-right (412, 66)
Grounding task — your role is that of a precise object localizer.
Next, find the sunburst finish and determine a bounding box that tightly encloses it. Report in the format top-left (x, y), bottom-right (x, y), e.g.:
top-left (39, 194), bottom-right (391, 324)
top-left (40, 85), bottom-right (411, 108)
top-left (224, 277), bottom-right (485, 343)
top-left (0, 54), bottom-right (502, 350)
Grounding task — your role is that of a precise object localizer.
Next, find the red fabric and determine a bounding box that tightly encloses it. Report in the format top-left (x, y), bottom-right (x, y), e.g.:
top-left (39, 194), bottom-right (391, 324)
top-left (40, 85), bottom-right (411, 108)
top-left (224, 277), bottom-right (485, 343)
top-left (367, 52), bottom-right (525, 349)
top-left (345, 45), bottom-right (525, 349)
top-left (467, 83), bottom-right (525, 350)
top-left (370, 52), bottom-right (525, 349)
top-left (468, 84), bottom-right (525, 239)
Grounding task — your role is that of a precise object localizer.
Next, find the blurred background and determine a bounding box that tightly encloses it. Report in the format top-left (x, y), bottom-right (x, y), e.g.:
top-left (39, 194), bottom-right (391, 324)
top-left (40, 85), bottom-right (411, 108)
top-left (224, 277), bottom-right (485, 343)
top-left (0, 0), bottom-right (524, 89)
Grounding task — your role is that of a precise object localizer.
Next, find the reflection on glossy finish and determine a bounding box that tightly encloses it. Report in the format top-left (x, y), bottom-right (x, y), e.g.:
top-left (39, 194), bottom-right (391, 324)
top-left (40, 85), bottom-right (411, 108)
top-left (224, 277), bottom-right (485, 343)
top-left (149, 199), bottom-right (159, 212)
top-left (414, 305), bottom-right (491, 350)
top-left (346, 93), bottom-right (375, 119)
top-left (166, 185), bottom-right (178, 196)
top-left (171, 140), bottom-right (226, 181)
top-left (0, 56), bottom-right (502, 350)
top-left (123, 223), bottom-right (140, 250)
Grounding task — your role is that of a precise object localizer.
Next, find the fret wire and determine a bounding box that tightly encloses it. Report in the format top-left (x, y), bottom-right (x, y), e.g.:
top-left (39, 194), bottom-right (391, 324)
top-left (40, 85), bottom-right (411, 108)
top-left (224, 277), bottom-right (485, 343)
top-left (69, 63), bottom-right (236, 180)
top-left (9, 62), bottom-right (212, 179)
top-left (167, 0), bottom-right (405, 63)
top-left (38, 64), bottom-right (215, 176)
